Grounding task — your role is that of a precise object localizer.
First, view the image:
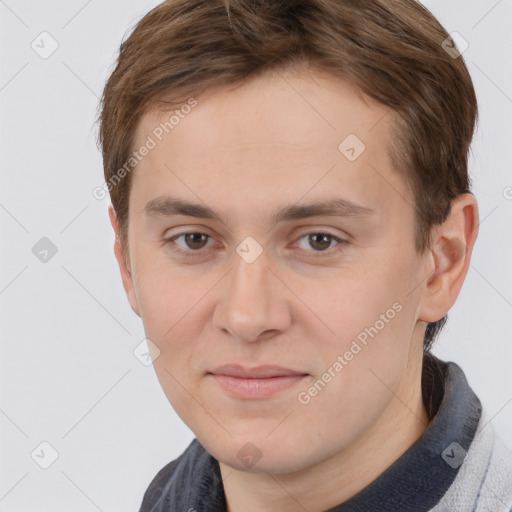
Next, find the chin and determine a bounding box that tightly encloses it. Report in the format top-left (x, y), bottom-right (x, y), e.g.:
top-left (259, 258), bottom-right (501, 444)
top-left (221, 451), bottom-right (311, 475)
top-left (205, 434), bottom-right (319, 475)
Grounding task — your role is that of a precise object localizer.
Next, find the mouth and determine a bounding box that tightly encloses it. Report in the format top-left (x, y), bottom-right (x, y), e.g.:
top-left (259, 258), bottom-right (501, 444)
top-left (208, 364), bottom-right (309, 399)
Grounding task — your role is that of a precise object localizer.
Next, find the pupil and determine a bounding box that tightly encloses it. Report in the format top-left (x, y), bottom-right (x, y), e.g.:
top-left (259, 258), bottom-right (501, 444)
top-left (186, 233), bottom-right (207, 249)
top-left (310, 233), bottom-right (331, 251)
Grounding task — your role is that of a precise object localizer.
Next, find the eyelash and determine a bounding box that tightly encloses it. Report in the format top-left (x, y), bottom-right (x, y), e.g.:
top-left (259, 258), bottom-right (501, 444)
top-left (164, 230), bottom-right (349, 259)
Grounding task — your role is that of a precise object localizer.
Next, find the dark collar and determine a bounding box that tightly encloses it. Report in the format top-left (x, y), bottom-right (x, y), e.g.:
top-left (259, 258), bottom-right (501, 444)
top-left (326, 354), bottom-right (482, 511)
top-left (141, 354), bottom-right (482, 512)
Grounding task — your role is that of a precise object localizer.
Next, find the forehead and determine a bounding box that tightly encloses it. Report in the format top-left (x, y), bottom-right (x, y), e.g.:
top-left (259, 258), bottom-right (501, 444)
top-left (130, 67), bottom-right (410, 224)
top-left (136, 67), bottom-right (392, 152)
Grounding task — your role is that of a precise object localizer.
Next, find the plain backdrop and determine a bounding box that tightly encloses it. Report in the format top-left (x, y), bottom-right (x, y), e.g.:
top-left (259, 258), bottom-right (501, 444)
top-left (1, 1), bottom-right (511, 510)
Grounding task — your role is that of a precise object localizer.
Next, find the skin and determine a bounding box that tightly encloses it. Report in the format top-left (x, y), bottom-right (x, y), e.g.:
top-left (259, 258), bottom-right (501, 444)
top-left (109, 65), bottom-right (479, 511)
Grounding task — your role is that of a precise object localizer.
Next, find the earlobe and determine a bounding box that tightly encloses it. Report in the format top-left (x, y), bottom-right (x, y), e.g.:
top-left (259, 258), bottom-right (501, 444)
top-left (419, 194), bottom-right (479, 323)
top-left (108, 205), bottom-right (141, 317)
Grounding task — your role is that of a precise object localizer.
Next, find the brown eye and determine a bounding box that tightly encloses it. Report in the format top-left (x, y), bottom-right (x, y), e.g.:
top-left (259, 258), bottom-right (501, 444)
top-left (166, 232), bottom-right (215, 256)
top-left (182, 232), bottom-right (209, 250)
top-left (295, 232), bottom-right (346, 253)
top-left (307, 233), bottom-right (333, 251)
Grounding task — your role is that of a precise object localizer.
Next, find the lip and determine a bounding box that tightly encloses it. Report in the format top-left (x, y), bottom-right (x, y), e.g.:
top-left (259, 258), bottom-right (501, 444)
top-left (210, 364), bottom-right (306, 378)
top-left (208, 364), bottom-right (308, 399)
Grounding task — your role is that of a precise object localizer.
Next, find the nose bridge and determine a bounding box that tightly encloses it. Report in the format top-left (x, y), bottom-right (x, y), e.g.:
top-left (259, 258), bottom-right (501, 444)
top-left (214, 246), bottom-right (289, 342)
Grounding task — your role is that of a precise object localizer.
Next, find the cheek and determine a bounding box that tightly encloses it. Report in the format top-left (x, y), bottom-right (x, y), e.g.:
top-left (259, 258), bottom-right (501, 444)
top-left (132, 248), bottom-right (205, 334)
top-left (301, 273), bottom-right (410, 349)
top-left (295, 269), bottom-right (416, 402)
top-left (293, 305), bottom-right (414, 448)
top-left (131, 258), bottom-right (209, 404)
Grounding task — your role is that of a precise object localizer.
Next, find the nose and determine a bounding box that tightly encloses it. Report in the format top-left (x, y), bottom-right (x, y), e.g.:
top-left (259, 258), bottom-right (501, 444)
top-left (212, 249), bottom-right (292, 343)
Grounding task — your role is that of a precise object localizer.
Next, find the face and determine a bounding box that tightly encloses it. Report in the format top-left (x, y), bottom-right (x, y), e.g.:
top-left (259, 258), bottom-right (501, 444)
top-left (118, 66), bottom-right (432, 474)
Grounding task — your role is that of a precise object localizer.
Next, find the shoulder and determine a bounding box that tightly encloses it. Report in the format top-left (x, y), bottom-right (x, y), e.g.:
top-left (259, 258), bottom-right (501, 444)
top-left (432, 411), bottom-right (512, 511)
top-left (481, 431), bottom-right (512, 507)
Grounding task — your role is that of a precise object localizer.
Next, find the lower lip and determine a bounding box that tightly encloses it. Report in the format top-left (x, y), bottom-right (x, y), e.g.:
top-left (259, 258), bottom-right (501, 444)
top-left (210, 374), bottom-right (308, 399)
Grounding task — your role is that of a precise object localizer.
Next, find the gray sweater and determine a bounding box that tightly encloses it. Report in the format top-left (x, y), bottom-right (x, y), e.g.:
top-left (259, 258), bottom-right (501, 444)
top-left (139, 355), bottom-right (512, 511)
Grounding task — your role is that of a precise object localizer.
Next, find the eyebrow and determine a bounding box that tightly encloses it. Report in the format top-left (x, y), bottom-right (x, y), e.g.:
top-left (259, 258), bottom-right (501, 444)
top-left (142, 195), bottom-right (375, 225)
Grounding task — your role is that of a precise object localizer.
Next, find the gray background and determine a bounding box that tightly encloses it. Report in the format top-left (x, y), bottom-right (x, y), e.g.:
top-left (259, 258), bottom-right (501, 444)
top-left (0, 0), bottom-right (511, 510)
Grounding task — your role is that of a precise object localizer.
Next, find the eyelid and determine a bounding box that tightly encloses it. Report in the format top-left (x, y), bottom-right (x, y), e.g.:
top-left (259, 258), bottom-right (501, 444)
top-left (166, 231), bottom-right (218, 256)
top-left (164, 225), bottom-right (350, 241)
top-left (290, 230), bottom-right (348, 255)
top-left (165, 227), bottom-right (350, 258)
top-left (292, 226), bottom-right (351, 241)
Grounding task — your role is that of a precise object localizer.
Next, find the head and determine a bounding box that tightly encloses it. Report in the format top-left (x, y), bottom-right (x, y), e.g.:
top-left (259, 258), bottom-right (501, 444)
top-left (97, 0), bottom-right (478, 474)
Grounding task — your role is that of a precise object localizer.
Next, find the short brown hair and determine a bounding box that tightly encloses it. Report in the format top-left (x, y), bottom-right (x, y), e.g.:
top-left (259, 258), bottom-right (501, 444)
top-left (97, 0), bottom-right (478, 351)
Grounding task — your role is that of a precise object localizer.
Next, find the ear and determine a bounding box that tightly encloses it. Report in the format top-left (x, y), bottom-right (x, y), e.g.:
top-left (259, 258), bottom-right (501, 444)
top-left (418, 193), bottom-right (479, 322)
top-left (108, 205), bottom-right (141, 317)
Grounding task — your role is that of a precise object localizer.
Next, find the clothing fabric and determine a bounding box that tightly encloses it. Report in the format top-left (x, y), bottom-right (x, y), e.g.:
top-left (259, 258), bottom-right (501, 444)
top-left (139, 355), bottom-right (512, 511)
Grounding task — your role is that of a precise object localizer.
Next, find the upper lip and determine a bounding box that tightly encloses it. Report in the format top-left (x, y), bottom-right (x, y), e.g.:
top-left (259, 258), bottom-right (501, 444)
top-left (209, 364), bottom-right (307, 378)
